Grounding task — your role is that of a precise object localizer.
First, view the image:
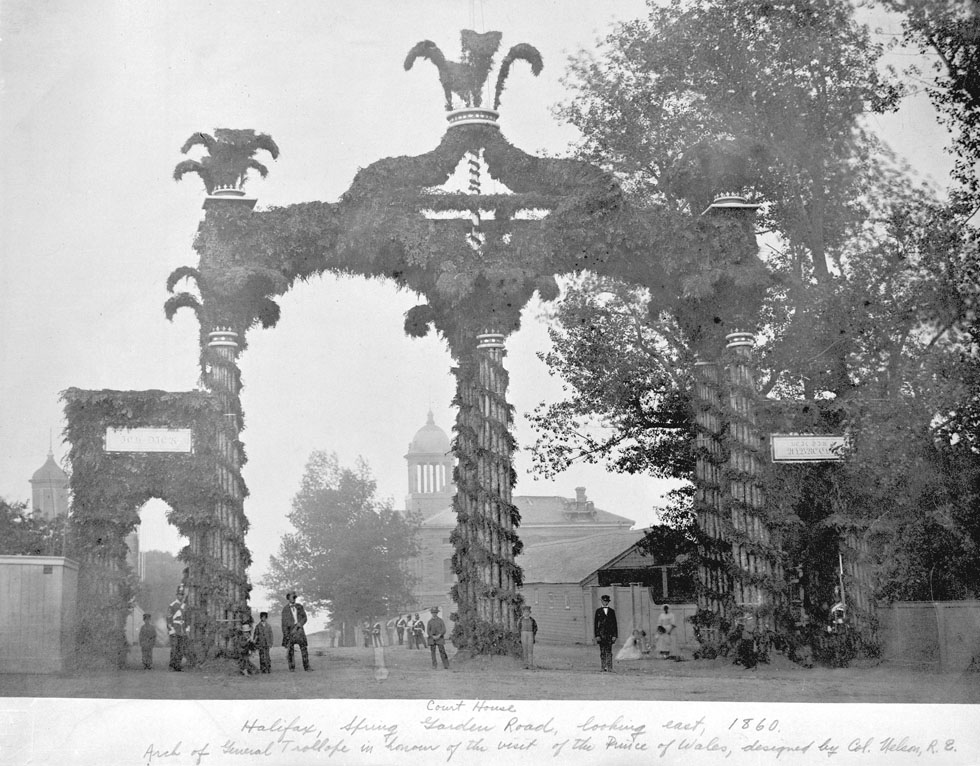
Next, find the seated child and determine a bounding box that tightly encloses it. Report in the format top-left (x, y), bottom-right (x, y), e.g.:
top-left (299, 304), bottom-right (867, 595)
top-left (639, 629), bottom-right (651, 654)
top-left (236, 618), bottom-right (258, 676)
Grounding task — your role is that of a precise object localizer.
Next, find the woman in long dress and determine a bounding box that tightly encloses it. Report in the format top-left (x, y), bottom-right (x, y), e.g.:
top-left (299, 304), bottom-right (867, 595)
top-left (657, 605), bottom-right (679, 659)
top-left (615, 630), bottom-right (644, 660)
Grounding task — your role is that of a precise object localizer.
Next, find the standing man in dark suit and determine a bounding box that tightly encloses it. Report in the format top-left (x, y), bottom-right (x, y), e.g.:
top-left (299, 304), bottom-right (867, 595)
top-left (594, 594), bottom-right (618, 672)
top-left (281, 592), bottom-right (311, 671)
top-left (426, 606), bottom-right (450, 670)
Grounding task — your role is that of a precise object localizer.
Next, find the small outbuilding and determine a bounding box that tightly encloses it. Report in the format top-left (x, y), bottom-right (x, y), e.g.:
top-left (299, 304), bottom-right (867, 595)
top-left (0, 555), bottom-right (79, 673)
top-left (518, 530), bottom-right (697, 649)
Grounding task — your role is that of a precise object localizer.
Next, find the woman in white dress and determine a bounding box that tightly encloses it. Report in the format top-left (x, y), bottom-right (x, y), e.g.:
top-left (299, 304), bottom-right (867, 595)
top-left (657, 605), bottom-right (679, 659)
top-left (615, 629), bottom-right (644, 660)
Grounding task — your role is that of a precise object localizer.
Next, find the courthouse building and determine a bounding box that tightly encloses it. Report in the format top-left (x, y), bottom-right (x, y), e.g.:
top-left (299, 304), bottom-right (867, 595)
top-left (400, 413), bottom-right (637, 622)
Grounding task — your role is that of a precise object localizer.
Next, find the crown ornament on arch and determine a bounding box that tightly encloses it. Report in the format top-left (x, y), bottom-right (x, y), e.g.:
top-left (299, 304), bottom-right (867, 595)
top-left (404, 30), bottom-right (543, 120)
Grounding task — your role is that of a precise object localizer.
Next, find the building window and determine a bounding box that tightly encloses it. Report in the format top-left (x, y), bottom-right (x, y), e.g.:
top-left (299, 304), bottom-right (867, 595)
top-left (564, 593), bottom-right (570, 610)
top-left (442, 537), bottom-right (452, 545)
top-left (547, 592), bottom-right (555, 609)
top-left (443, 558), bottom-right (453, 583)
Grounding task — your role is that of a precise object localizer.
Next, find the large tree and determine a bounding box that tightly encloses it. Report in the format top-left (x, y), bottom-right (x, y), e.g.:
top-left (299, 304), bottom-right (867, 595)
top-left (137, 550), bottom-right (186, 619)
top-left (882, 0), bottom-right (980, 205)
top-left (533, 0), bottom-right (980, 610)
top-left (261, 452), bottom-right (421, 629)
top-left (0, 498), bottom-right (67, 557)
top-left (529, 272), bottom-right (695, 481)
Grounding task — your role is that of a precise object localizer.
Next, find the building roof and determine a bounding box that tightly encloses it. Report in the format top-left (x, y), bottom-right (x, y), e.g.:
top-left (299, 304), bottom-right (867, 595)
top-left (406, 411), bottom-right (451, 456)
top-left (518, 530), bottom-right (647, 585)
top-left (30, 453), bottom-right (68, 484)
top-left (420, 492), bottom-right (635, 529)
top-left (515, 494), bottom-right (634, 527)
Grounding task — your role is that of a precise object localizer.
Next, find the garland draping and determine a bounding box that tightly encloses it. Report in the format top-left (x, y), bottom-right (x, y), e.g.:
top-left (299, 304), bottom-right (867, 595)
top-left (172, 124), bottom-right (760, 353)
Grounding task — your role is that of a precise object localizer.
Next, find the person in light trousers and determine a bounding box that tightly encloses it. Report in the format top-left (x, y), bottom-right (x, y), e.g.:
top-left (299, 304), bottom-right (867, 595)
top-left (520, 605), bottom-right (538, 669)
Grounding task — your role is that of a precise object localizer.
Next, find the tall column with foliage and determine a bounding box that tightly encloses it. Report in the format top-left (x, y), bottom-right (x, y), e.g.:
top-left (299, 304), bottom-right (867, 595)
top-left (723, 331), bottom-right (781, 626)
top-left (693, 356), bottom-right (732, 634)
top-left (170, 130), bottom-right (280, 657)
top-left (195, 326), bottom-right (250, 650)
top-left (450, 330), bottom-right (523, 653)
top-left (840, 528), bottom-right (875, 642)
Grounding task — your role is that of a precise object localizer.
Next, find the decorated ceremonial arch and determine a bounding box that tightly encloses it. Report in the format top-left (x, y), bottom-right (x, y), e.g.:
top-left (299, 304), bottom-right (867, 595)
top-left (63, 29), bottom-right (811, 665)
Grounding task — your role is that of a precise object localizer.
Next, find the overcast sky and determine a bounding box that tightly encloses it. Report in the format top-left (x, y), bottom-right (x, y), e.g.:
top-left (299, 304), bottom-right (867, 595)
top-left (0, 1), bottom-right (951, 610)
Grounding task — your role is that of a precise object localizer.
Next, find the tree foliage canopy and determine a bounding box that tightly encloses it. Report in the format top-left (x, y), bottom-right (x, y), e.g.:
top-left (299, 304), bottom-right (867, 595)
top-left (261, 452), bottom-right (421, 625)
top-left (883, 0), bottom-right (980, 206)
top-left (529, 273), bottom-right (695, 480)
top-left (138, 550), bottom-right (187, 620)
top-left (0, 498), bottom-right (67, 557)
top-left (532, 0), bottom-right (980, 603)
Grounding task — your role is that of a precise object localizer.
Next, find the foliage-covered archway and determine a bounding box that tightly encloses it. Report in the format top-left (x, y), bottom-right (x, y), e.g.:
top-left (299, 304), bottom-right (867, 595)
top-left (163, 29), bottom-right (768, 655)
top-left (67, 28), bottom-right (772, 663)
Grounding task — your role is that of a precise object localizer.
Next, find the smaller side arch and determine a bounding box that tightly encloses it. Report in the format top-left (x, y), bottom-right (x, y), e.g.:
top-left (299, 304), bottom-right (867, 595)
top-left (62, 388), bottom-right (250, 667)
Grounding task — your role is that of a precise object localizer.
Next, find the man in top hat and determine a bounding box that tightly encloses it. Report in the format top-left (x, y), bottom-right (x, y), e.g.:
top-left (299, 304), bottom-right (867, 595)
top-left (594, 594), bottom-right (618, 672)
top-left (281, 591), bottom-right (311, 671)
top-left (426, 606), bottom-right (450, 670)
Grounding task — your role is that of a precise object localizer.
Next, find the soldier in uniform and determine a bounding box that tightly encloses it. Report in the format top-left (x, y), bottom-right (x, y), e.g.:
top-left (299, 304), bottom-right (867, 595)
top-left (167, 585), bottom-right (188, 671)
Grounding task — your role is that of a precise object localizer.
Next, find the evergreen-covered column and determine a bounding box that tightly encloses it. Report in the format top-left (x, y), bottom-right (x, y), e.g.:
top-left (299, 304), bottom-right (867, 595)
top-left (693, 355), bottom-right (732, 634)
top-left (723, 331), bottom-right (781, 627)
top-left (450, 329), bottom-right (523, 653)
top-left (195, 326), bottom-right (249, 655)
top-left (840, 527), bottom-right (874, 642)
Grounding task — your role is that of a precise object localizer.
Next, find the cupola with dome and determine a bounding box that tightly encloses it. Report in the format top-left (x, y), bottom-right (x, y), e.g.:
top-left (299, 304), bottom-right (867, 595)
top-left (30, 449), bottom-right (69, 521)
top-left (404, 411), bottom-right (455, 519)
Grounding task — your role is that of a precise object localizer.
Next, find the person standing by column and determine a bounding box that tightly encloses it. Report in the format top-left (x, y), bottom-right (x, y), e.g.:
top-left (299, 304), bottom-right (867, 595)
top-left (138, 613), bottom-right (156, 670)
top-left (396, 614), bottom-right (407, 645)
top-left (593, 594), bottom-right (618, 672)
top-left (281, 592), bottom-right (311, 671)
top-left (253, 611), bottom-right (274, 674)
top-left (167, 585), bottom-right (188, 672)
top-left (426, 607), bottom-right (450, 670)
top-left (657, 604), bottom-right (679, 660)
top-left (519, 606), bottom-right (538, 669)
top-left (412, 613), bottom-right (425, 650)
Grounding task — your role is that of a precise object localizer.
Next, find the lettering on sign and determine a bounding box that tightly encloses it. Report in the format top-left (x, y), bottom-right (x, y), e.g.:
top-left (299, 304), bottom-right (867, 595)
top-left (770, 434), bottom-right (847, 463)
top-left (105, 428), bottom-right (193, 453)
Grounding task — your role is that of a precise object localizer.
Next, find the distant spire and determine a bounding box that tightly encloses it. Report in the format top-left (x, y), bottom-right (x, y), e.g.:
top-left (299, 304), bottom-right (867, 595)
top-left (48, 428), bottom-right (53, 456)
top-left (426, 409), bottom-right (435, 425)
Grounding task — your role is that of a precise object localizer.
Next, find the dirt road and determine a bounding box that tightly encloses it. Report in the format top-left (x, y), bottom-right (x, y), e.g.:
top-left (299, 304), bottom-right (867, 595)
top-left (1, 640), bottom-right (975, 704)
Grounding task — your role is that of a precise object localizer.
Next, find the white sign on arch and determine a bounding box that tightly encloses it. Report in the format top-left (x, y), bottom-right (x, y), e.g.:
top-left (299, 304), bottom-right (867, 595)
top-left (770, 434), bottom-right (848, 463)
top-left (105, 427), bottom-right (193, 453)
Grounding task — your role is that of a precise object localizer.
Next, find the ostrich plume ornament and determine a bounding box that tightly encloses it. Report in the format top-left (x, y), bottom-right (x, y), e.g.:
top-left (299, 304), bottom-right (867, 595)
top-left (405, 30), bottom-right (542, 112)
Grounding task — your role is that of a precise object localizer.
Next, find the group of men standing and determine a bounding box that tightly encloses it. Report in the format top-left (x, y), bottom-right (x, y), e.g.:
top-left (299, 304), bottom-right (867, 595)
top-left (152, 586), bottom-right (310, 674)
top-left (149, 588), bottom-right (672, 675)
top-left (394, 613), bottom-right (427, 649)
top-left (160, 589), bottom-right (449, 673)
